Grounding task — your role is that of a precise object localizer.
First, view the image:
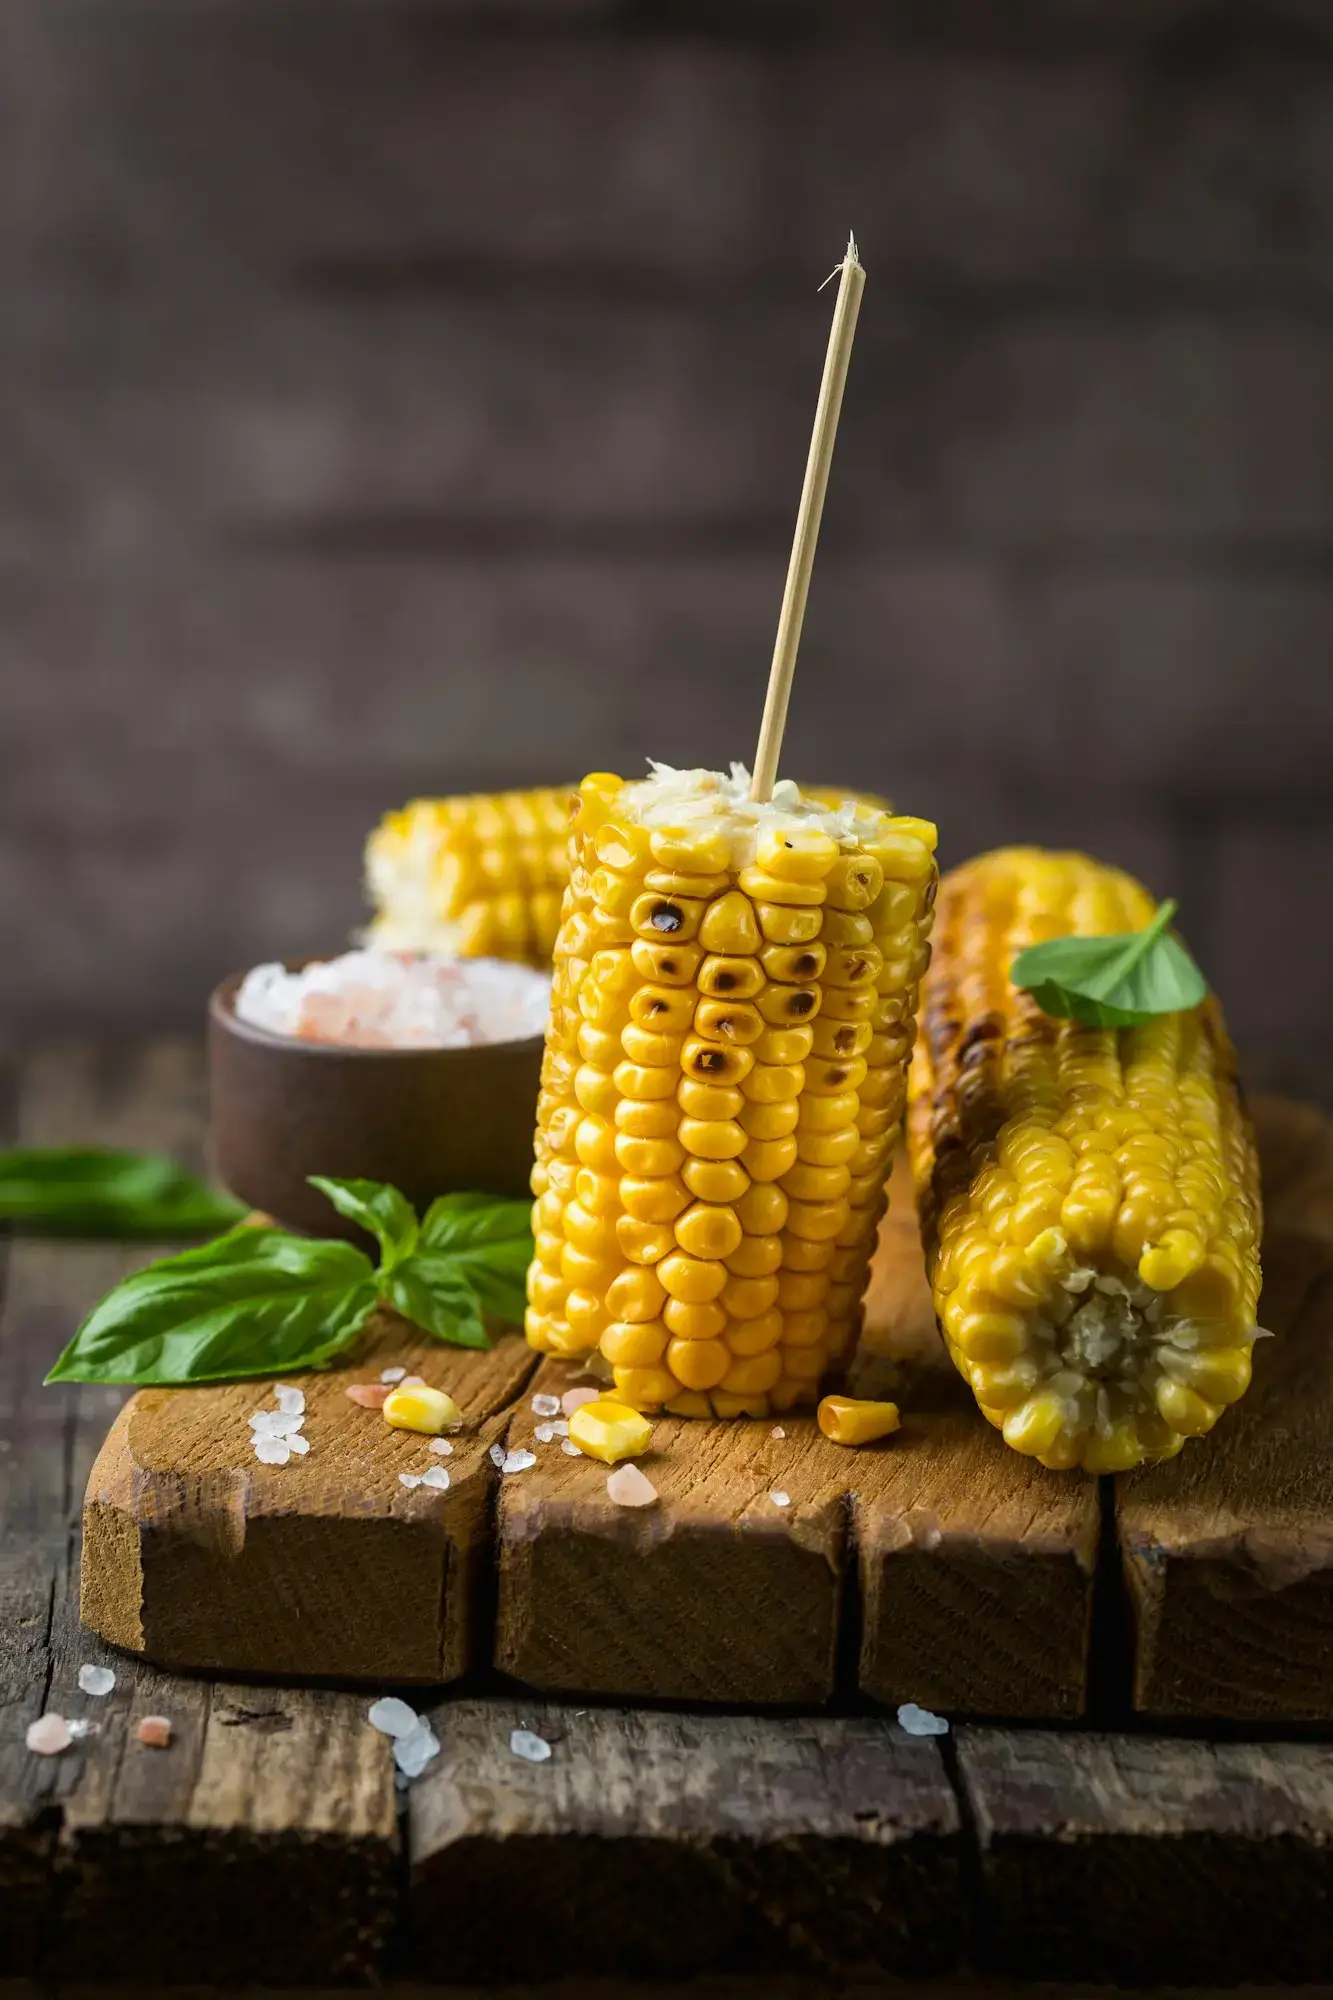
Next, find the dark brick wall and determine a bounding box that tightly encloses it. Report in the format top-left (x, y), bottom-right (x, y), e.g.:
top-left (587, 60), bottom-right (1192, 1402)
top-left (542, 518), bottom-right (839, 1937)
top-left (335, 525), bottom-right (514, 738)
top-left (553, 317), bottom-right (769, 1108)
top-left (2, 0), bottom-right (1331, 1069)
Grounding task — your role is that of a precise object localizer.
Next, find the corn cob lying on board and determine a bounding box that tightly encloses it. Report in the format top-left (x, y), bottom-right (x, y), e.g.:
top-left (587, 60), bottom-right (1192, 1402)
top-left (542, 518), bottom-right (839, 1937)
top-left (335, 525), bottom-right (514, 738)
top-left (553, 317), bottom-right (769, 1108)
top-left (365, 784), bottom-right (888, 967)
top-left (526, 766), bottom-right (937, 1418)
top-left (908, 847), bottom-right (1262, 1473)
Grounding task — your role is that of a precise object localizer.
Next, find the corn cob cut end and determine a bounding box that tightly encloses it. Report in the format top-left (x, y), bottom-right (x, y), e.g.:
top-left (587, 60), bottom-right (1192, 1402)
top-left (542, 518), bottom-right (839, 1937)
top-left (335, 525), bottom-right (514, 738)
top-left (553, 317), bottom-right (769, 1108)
top-left (527, 764), bottom-right (938, 1416)
top-left (911, 847), bottom-right (1263, 1474)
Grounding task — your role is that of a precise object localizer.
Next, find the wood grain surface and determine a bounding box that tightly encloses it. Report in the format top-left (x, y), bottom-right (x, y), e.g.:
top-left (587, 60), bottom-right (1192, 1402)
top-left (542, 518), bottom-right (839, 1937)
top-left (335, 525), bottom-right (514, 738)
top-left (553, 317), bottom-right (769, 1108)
top-left (1117, 1094), bottom-right (1333, 1719)
top-left (410, 1700), bottom-right (963, 1982)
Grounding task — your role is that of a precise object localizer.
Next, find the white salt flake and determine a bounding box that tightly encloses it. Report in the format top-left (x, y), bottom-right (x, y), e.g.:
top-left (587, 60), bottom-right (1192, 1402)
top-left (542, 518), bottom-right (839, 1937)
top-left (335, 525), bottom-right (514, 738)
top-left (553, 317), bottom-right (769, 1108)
top-left (530, 1393), bottom-right (561, 1418)
top-left (27, 1713), bottom-right (72, 1756)
top-left (394, 1719), bottom-right (440, 1778)
top-left (399, 1472), bottom-right (423, 1489)
top-left (534, 1420), bottom-right (569, 1443)
top-left (489, 1443), bottom-right (506, 1470)
top-left (502, 1449), bottom-right (537, 1475)
top-left (561, 1438), bottom-right (583, 1457)
top-left (274, 1385), bottom-right (305, 1416)
top-left (771, 1426), bottom-right (787, 1440)
top-left (898, 1702), bottom-right (949, 1738)
top-left (77, 1664), bottom-right (116, 1698)
top-left (382, 1367), bottom-right (407, 1385)
top-left (249, 1409), bottom-right (304, 1438)
top-left (606, 1463), bottom-right (657, 1508)
top-left (236, 948), bottom-right (552, 1051)
top-left (285, 1432), bottom-right (310, 1455)
top-left (560, 1385), bottom-right (601, 1417)
top-left (421, 1465), bottom-right (451, 1491)
top-left (429, 1439), bottom-right (454, 1456)
top-left (509, 1728), bottom-right (552, 1764)
top-left (368, 1696), bottom-right (421, 1740)
top-left (400, 1374), bottom-right (425, 1387)
top-left (253, 1437), bottom-right (291, 1466)
top-left (66, 1718), bottom-right (100, 1740)
top-left (769, 1490), bottom-right (791, 1509)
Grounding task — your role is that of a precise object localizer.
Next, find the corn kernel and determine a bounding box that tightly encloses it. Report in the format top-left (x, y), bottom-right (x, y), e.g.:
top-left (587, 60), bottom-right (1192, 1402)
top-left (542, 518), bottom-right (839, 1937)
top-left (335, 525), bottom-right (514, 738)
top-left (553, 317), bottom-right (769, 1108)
top-left (567, 1398), bottom-right (655, 1463)
top-left (699, 889), bottom-right (761, 954)
top-left (817, 1395), bottom-right (900, 1446)
top-left (682, 1156), bottom-right (751, 1203)
top-left (383, 1385), bottom-right (462, 1435)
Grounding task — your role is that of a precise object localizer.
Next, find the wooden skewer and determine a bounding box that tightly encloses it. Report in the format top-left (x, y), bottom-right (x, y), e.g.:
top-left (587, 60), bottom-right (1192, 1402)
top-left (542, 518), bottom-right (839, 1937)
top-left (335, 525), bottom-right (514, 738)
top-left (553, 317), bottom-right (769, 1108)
top-left (750, 233), bottom-right (866, 805)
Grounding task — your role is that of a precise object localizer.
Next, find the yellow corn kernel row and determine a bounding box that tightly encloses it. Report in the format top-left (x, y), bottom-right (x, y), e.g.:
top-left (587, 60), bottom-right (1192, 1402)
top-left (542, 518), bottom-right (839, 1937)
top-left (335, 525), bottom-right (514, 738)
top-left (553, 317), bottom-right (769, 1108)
top-left (525, 775), bottom-right (937, 1418)
top-left (908, 847), bottom-right (1263, 1474)
top-left (364, 786), bottom-right (888, 966)
top-left (364, 789), bottom-right (571, 965)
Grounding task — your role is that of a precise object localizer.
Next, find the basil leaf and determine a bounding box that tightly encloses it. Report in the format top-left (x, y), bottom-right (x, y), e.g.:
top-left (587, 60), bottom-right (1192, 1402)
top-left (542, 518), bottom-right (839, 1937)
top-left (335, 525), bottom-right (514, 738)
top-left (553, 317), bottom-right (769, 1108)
top-left (308, 1175), bottom-right (418, 1266)
top-left (384, 1256), bottom-right (490, 1349)
top-left (1012, 899), bottom-right (1209, 1029)
top-left (0, 1148), bottom-right (245, 1237)
top-left (46, 1228), bottom-right (378, 1385)
top-left (420, 1194), bottom-right (532, 1293)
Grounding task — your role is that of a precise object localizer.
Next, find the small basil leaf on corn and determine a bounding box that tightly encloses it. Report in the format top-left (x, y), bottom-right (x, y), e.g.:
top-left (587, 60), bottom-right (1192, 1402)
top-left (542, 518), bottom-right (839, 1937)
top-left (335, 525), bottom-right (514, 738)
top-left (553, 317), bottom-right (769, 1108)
top-left (908, 847), bottom-right (1263, 1474)
top-left (525, 765), bottom-right (937, 1417)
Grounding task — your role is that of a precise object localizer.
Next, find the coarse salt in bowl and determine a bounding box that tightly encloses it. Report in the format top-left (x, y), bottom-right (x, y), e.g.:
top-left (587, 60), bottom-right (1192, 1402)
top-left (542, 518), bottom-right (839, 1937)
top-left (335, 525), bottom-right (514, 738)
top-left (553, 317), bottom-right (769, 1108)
top-left (234, 950), bottom-right (550, 1051)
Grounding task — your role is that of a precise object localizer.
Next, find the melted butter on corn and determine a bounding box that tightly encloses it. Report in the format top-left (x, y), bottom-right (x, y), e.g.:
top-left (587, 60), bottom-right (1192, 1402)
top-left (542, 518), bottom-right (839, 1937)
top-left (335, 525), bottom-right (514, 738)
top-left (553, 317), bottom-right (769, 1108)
top-left (909, 847), bottom-right (1264, 1475)
top-left (525, 766), bottom-right (937, 1418)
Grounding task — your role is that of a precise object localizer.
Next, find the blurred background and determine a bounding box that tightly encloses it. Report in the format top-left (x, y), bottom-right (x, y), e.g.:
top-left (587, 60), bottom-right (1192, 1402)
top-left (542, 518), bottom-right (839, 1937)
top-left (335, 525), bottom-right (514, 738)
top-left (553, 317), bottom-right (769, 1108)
top-left (3, 0), bottom-right (1331, 1084)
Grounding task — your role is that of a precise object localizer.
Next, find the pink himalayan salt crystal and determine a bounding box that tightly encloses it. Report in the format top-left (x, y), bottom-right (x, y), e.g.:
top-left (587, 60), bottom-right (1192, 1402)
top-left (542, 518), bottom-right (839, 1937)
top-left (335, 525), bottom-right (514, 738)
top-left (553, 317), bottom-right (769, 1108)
top-left (606, 1463), bottom-right (658, 1509)
top-left (27, 1713), bottom-right (72, 1756)
top-left (561, 1386), bottom-right (601, 1418)
top-left (346, 1383), bottom-right (392, 1409)
top-left (137, 1715), bottom-right (173, 1749)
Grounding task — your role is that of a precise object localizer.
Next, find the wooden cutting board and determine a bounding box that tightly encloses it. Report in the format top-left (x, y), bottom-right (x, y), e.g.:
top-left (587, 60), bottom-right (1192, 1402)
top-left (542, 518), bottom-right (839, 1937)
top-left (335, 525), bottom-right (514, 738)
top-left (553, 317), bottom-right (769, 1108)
top-left (81, 1097), bottom-right (1333, 1719)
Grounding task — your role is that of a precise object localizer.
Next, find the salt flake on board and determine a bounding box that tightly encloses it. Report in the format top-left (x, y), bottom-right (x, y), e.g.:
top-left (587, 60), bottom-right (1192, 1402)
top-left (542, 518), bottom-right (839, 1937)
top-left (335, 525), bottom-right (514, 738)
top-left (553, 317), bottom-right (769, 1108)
top-left (368, 1697), bottom-right (420, 1740)
top-left (530, 1393), bottom-right (561, 1418)
top-left (897, 1702), bottom-right (949, 1738)
top-left (421, 1465), bottom-right (451, 1491)
top-left (26, 1714), bottom-right (71, 1756)
top-left (77, 1665), bottom-right (116, 1698)
top-left (429, 1439), bottom-right (454, 1456)
top-left (253, 1437), bottom-right (291, 1466)
top-left (502, 1449), bottom-right (537, 1475)
top-left (509, 1728), bottom-right (553, 1764)
top-left (274, 1385), bottom-right (305, 1416)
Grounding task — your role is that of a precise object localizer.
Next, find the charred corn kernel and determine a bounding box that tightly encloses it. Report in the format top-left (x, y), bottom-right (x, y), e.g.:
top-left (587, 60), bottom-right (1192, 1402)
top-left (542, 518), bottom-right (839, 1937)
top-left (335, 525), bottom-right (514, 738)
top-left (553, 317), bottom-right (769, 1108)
top-left (694, 999), bottom-right (764, 1046)
top-left (664, 1297), bottom-right (728, 1340)
top-left (682, 1156), bottom-right (750, 1203)
top-left (527, 769), bottom-right (936, 1414)
top-left (675, 1202), bottom-right (744, 1260)
top-left (909, 845), bottom-right (1263, 1474)
top-left (567, 1398), bottom-right (654, 1464)
top-left (817, 1395), bottom-right (900, 1446)
top-left (699, 890), bottom-right (762, 954)
top-left (681, 1038), bottom-right (754, 1087)
top-left (383, 1384), bottom-right (462, 1435)
top-left (620, 1174), bottom-right (690, 1223)
top-left (761, 943), bottom-right (827, 982)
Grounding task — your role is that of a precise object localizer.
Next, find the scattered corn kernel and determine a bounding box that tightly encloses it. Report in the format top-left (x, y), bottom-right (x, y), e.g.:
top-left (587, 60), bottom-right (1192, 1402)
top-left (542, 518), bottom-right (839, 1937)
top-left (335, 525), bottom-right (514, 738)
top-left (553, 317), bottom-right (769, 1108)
top-left (567, 1397), bottom-right (654, 1464)
top-left (382, 1385), bottom-right (462, 1435)
top-left (817, 1394), bottom-right (901, 1446)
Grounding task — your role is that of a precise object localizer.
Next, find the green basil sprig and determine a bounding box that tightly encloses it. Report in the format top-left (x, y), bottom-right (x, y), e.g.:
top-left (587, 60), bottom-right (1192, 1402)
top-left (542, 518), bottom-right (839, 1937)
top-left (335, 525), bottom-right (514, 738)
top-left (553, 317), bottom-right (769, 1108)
top-left (1011, 898), bottom-right (1208, 1029)
top-left (45, 1180), bottom-right (532, 1386)
top-left (0, 1148), bottom-right (246, 1237)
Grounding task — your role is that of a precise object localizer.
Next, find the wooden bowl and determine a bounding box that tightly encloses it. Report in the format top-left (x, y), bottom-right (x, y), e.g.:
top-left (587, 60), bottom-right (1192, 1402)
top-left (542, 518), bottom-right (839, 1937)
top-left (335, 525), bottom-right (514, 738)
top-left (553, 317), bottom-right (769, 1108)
top-left (208, 968), bottom-right (544, 1239)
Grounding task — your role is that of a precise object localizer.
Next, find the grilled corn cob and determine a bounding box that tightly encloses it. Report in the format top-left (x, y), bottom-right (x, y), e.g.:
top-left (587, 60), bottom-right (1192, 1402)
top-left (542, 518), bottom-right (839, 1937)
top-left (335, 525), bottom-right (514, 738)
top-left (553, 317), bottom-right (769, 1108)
top-left (366, 785), bottom-right (888, 967)
top-left (909, 848), bottom-right (1262, 1474)
top-left (525, 765), bottom-right (937, 1418)
top-left (365, 790), bottom-right (570, 965)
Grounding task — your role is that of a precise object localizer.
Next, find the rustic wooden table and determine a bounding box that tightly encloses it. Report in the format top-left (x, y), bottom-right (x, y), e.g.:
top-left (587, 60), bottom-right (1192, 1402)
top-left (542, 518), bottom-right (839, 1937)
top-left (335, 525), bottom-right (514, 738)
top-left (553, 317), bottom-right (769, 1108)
top-left (5, 1039), bottom-right (1333, 1994)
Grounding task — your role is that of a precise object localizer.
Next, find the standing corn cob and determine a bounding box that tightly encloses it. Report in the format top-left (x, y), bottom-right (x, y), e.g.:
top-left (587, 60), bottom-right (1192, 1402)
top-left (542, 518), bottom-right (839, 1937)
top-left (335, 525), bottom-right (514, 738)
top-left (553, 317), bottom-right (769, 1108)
top-left (525, 766), bottom-right (937, 1418)
top-left (909, 848), bottom-right (1263, 1474)
top-left (365, 790), bottom-right (570, 966)
top-left (365, 786), bottom-right (888, 967)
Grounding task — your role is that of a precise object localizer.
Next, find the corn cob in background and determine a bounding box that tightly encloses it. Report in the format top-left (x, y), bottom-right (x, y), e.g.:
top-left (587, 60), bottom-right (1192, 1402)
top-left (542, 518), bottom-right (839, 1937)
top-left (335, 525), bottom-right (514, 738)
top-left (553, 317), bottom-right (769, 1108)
top-left (908, 847), bottom-right (1263, 1474)
top-left (364, 786), bottom-right (888, 967)
top-left (364, 789), bottom-right (571, 966)
top-left (525, 766), bottom-right (937, 1418)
